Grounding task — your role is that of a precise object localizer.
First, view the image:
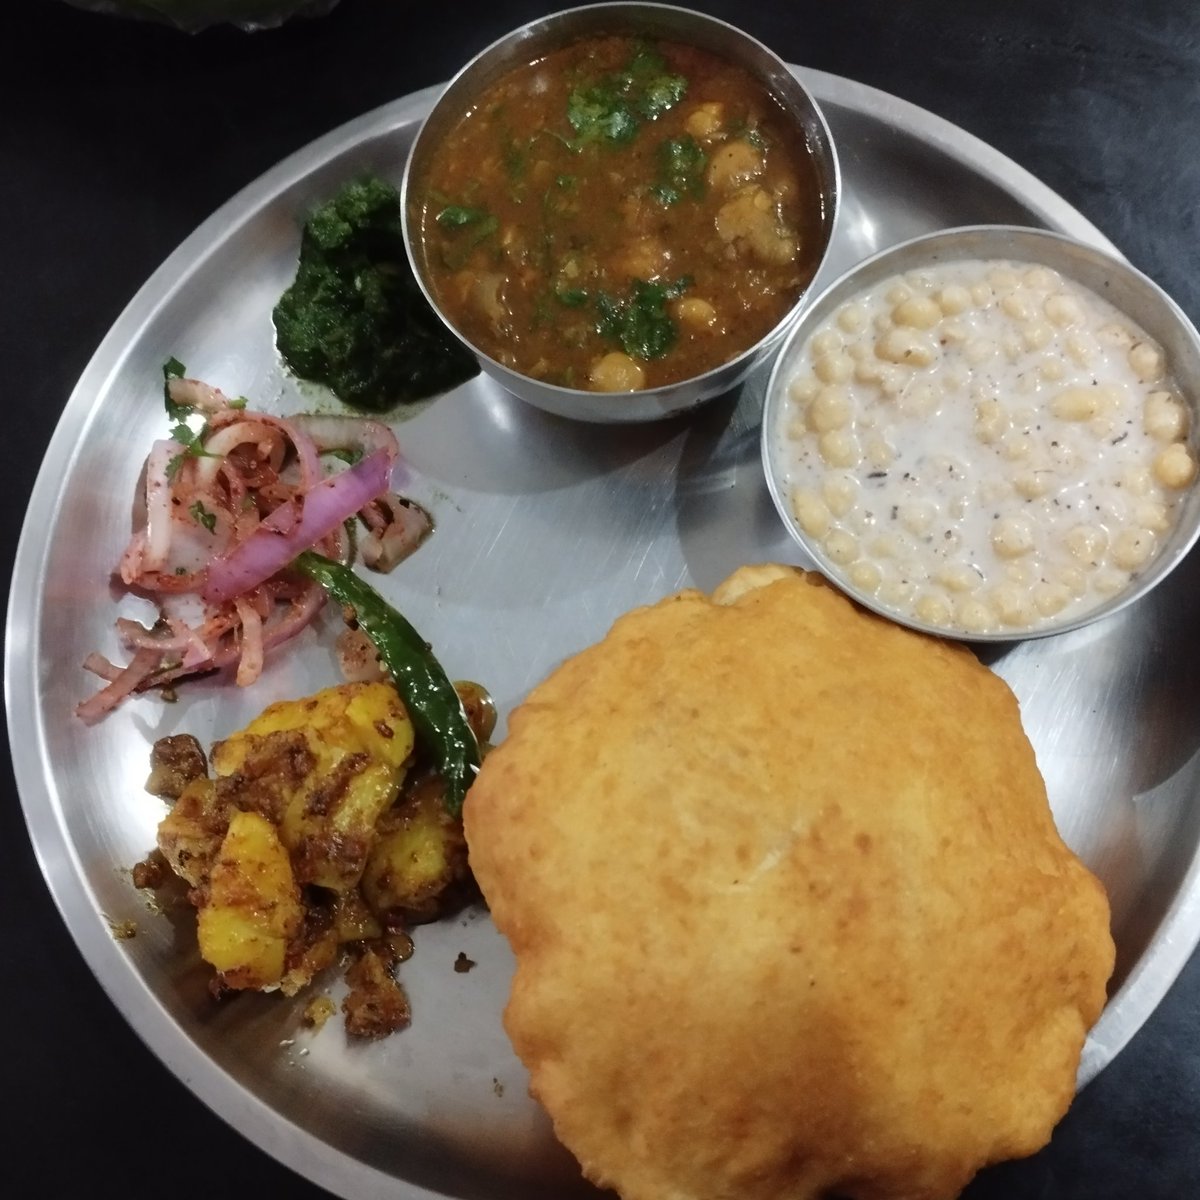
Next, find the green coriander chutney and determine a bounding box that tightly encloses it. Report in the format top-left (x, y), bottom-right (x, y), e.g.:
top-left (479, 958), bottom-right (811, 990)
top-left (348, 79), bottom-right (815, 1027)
top-left (273, 175), bottom-right (478, 413)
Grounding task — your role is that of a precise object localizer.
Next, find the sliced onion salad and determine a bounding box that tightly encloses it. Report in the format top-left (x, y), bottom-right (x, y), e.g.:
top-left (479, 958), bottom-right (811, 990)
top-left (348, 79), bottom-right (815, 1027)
top-left (77, 372), bottom-right (432, 723)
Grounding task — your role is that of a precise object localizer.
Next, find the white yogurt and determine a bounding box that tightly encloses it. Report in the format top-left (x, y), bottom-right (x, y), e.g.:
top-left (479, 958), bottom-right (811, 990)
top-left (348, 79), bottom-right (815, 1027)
top-left (773, 259), bottom-right (1197, 635)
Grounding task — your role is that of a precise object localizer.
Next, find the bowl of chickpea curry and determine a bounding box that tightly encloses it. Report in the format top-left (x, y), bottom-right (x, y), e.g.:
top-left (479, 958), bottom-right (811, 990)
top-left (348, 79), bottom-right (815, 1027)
top-left (401, 2), bottom-right (839, 422)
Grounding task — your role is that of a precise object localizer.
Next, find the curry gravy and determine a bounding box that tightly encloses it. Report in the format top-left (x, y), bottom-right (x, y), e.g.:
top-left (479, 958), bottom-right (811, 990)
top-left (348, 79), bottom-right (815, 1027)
top-left (416, 36), bottom-right (825, 391)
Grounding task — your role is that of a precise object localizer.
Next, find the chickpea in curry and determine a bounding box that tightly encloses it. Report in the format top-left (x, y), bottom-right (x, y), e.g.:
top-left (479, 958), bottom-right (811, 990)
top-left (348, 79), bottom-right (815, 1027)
top-left (416, 36), bottom-right (825, 391)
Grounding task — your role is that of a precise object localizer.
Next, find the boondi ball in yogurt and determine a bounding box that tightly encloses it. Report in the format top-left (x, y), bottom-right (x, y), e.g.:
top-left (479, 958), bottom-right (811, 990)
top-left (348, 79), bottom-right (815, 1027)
top-left (773, 258), bottom-right (1197, 636)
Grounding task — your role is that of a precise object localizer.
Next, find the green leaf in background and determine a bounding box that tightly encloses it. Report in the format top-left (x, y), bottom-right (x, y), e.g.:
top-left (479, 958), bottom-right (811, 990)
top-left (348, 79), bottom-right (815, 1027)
top-left (60, 0), bottom-right (341, 33)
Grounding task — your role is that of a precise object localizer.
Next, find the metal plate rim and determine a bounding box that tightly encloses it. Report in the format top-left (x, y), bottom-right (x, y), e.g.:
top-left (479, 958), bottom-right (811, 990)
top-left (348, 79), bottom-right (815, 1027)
top-left (7, 67), bottom-right (1192, 1200)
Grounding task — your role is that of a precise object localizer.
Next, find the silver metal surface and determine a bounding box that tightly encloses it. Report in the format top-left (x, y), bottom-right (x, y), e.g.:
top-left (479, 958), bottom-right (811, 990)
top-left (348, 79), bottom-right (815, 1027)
top-left (761, 224), bottom-right (1200, 641)
top-left (401, 2), bottom-right (840, 423)
top-left (9, 67), bottom-right (1200, 1200)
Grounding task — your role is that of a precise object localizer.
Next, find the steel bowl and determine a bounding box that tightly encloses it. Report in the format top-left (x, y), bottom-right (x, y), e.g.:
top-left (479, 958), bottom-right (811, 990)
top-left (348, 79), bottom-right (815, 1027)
top-left (401, 1), bottom-right (840, 424)
top-left (761, 224), bottom-right (1200, 641)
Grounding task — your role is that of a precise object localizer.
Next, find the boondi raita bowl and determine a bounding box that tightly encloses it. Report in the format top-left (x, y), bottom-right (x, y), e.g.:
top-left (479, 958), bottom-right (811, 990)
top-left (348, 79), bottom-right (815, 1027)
top-left (761, 224), bottom-right (1200, 641)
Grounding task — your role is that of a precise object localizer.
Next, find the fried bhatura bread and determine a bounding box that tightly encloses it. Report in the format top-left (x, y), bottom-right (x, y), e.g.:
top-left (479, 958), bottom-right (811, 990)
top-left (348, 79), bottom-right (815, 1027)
top-left (464, 565), bottom-right (1115, 1200)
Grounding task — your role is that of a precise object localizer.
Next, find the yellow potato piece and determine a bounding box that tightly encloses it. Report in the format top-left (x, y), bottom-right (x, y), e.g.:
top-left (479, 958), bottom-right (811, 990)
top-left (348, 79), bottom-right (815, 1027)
top-left (197, 810), bottom-right (303, 991)
top-left (362, 777), bottom-right (469, 923)
top-left (156, 777), bottom-right (228, 888)
top-left (211, 681), bottom-right (414, 891)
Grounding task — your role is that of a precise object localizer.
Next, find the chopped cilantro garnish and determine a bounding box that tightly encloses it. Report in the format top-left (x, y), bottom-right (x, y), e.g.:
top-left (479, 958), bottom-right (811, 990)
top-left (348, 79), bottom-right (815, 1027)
top-left (595, 277), bottom-right (691, 361)
top-left (565, 42), bottom-right (688, 149)
top-left (637, 72), bottom-right (688, 120)
top-left (555, 285), bottom-right (590, 308)
top-left (435, 201), bottom-right (500, 269)
top-left (567, 85), bottom-right (640, 145)
top-left (167, 419), bottom-right (217, 470)
top-left (436, 204), bottom-right (493, 228)
top-left (728, 118), bottom-right (769, 150)
top-left (620, 45), bottom-right (686, 119)
top-left (189, 501), bottom-right (217, 534)
top-left (163, 357), bottom-right (189, 420)
top-left (650, 134), bottom-right (707, 206)
top-left (503, 138), bottom-right (527, 181)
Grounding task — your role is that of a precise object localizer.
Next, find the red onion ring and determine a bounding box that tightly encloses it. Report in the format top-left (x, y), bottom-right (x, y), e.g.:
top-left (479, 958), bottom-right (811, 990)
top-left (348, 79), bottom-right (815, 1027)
top-left (202, 448), bottom-right (393, 605)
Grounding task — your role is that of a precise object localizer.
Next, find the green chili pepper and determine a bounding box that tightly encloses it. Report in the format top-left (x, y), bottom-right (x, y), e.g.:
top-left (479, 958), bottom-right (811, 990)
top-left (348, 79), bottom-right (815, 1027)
top-left (293, 550), bottom-right (480, 816)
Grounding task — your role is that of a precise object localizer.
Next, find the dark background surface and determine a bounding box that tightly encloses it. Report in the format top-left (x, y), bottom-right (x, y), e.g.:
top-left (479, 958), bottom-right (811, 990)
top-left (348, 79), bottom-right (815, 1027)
top-left (4, 0), bottom-right (1200, 1195)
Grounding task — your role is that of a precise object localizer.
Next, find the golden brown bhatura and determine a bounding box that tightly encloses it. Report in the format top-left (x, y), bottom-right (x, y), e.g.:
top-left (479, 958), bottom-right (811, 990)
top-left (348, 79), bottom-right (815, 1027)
top-left (464, 564), bottom-right (1114, 1200)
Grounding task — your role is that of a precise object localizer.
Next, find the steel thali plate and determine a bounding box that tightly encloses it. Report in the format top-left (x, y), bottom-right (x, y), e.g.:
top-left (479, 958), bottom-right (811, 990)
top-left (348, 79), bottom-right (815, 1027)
top-left (9, 67), bottom-right (1200, 1200)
